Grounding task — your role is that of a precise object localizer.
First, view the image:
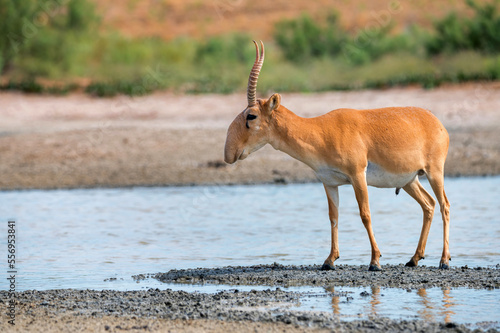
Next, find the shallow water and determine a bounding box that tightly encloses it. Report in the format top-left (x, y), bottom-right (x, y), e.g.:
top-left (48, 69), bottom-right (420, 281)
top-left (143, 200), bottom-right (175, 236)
top-left (0, 177), bottom-right (499, 291)
top-left (110, 281), bottom-right (498, 328)
top-left (161, 284), bottom-right (498, 328)
top-left (294, 285), bottom-right (499, 327)
top-left (1, 178), bottom-right (500, 325)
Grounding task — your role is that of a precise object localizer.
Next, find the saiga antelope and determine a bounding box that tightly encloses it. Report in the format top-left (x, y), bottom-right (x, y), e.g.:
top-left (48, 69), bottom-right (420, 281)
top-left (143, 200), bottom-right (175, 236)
top-left (224, 41), bottom-right (451, 271)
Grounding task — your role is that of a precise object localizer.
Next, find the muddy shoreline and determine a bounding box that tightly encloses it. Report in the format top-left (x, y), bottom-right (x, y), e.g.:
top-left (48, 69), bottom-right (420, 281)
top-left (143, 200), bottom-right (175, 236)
top-left (1, 289), bottom-right (482, 333)
top-left (2, 264), bottom-right (499, 332)
top-left (152, 263), bottom-right (500, 289)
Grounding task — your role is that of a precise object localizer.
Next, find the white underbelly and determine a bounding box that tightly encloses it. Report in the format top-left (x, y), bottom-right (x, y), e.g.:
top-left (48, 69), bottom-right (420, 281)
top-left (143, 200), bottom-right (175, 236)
top-left (315, 162), bottom-right (418, 188)
top-left (315, 167), bottom-right (351, 186)
top-left (365, 162), bottom-right (417, 188)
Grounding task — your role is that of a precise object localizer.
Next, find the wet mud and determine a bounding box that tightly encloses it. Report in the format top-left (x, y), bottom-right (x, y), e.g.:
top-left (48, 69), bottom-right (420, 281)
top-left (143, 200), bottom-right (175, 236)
top-left (153, 263), bottom-right (500, 289)
top-left (2, 264), bottom-right (499, 332)
top-left (0, 287), bottom-right (491, 333)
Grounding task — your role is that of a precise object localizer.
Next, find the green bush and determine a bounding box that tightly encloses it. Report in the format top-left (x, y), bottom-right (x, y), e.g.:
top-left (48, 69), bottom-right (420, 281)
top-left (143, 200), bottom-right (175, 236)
top-left (273, 12), bottom-right (418, 65)
top-left (67, 0), bottom-right (99, 30)
top-left (0, 78), bottom-right (78, 94)
top-left (426, 13), bottom-right (469, 55)
top-left (85, 78), bottom-right (159, 97)
top-left (0, 1), bottom-right (36, 73)
top-left (274, 12), bottom-right (346, 62)
top-left (1, 77), bottom-right (43, 93)
top-left (195, 34), bottom-right (253, 64)
top-left (0, 0), bottom-right (99, 76)
top-left (426, 0), bottom-right (500, 55)
top-left (340, 24), bottom-right (413, 65)
top-left (467, 0), bottom-right (500, 53)
top-left (274, 0), bottom-right (500, 64)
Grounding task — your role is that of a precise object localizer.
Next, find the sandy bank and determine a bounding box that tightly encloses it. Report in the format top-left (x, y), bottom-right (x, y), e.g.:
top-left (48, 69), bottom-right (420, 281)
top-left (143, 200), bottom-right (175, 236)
top-left (1, 83), bottom-right (500, 190)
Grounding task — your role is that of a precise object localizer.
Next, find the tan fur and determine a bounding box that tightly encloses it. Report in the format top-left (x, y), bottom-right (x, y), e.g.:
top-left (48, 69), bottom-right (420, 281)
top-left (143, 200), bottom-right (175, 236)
top-left (224, 44), bottom-right (451, 271)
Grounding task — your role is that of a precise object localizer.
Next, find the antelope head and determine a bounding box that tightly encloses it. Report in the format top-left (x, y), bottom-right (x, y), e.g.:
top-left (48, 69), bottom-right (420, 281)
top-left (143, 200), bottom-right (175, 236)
top-left (224, 41), bottom-right (281, 164)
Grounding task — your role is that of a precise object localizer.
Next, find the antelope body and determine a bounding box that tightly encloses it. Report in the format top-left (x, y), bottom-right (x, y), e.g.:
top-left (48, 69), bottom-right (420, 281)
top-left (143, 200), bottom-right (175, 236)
top-left (224, 41), bottom-right (451, 271)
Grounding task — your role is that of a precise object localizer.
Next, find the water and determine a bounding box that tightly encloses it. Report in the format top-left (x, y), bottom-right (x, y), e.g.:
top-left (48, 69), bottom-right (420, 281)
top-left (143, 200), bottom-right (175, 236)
top-left (293, 285), bottom-right (500, 327)
top-left (0, 177), bottom-right (499, 324)
top-left (123, 282), bottom-right (499, 327)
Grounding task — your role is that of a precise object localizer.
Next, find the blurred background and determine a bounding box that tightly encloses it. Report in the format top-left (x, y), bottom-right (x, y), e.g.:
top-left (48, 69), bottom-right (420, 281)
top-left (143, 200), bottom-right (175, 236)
top-left (1, 0), bottom-right (500, 96)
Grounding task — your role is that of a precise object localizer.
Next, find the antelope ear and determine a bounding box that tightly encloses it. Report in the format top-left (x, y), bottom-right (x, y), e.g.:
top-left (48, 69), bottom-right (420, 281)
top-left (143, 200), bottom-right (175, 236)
top-left (266, 93), bottom-right (281, 113)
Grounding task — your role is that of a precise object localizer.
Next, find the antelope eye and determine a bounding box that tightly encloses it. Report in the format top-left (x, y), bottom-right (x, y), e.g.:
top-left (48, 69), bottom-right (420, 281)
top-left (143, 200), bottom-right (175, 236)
top-left (246, 114), bottom-right (257, 121)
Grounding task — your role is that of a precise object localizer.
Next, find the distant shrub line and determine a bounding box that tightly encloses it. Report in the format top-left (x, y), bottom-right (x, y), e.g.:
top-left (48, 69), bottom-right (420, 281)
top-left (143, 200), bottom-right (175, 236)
top-left (0, 78), bottom-right (78, 94)
top-left (274, 0), bottom-right (500, 64)
top-left (3, 68), bottom-right (499, 96)
top-left (426, 0), bottom-right (500, 55)
top-left (0, 0), bottom-right (500, 96)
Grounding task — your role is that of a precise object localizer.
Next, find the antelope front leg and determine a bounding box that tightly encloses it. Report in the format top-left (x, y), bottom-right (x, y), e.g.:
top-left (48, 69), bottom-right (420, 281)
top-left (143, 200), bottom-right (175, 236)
top-left (352, 174), bottom-right (382, 271)
top-left (321, 185), bottom-right (339, 270)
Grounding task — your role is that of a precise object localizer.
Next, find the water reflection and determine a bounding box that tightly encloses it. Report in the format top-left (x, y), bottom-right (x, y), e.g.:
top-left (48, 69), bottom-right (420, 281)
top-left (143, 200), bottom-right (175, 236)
top-left (415, 288), bottom-right (456, 323)
top-left (323, 286), bottom-right (466, 323)
top-left (154, 282), bottom-right (499, 327)
top-left (441, 288), bottom-right (456, 323)
top-left (325, 286), bottom-right (340, 314)
top-left (369, 286), bottom-right (381, 318)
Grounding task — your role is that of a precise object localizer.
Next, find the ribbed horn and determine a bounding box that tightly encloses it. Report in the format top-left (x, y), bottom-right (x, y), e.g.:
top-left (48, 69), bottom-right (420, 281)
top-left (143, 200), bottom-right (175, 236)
top-left (247, 40), bottom-right (265, 107)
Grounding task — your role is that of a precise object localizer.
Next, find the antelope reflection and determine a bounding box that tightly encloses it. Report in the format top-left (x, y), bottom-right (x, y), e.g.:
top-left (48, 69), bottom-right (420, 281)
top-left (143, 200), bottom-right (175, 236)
top-left (417, 288), bottom-right (456, 322)
top-left (324, 286), bottom-right (456, 322)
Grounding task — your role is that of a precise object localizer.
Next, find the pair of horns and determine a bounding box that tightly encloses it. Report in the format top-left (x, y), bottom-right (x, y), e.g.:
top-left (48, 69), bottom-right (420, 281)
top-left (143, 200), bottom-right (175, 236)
top-left (247, 40), bottom-right (265, 107)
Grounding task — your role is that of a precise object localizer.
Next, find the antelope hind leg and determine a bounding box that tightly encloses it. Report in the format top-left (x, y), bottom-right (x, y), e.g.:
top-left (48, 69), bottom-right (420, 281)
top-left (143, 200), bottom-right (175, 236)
top-left (321, 185), bottom-right (339, 270)
top-left (402, 179), bottom-right (436, 267)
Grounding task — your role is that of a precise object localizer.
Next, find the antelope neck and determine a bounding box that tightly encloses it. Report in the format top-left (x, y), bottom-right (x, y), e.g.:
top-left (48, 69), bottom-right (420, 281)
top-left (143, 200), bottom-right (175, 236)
top-left (268, 108), bottom-right (322, 168)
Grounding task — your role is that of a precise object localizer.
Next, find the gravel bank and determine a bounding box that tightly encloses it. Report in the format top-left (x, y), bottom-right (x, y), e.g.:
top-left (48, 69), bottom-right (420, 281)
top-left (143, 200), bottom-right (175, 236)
top-left (1, 287), bottom-right (491, 333)
top-left (153, 263), bottom-right (500, 289)
top-left (2, 264), bottom-right (499, 332)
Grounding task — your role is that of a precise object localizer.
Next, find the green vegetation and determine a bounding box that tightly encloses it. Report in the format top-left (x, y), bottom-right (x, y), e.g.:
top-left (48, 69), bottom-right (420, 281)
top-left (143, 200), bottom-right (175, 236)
top-left (0, 0), bottom-right (98, 78)
top-left (1, 0), bottom-right (500, 96)
top-left (273, 11), bottom-right (417, 65)
top-left (426, 0), bottom-right (500, 54)
top-left (274, 13), bottom-right (347, 63)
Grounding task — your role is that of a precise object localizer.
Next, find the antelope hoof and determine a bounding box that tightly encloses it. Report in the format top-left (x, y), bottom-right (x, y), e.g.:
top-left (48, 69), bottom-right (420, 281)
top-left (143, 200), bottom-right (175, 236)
top-left (321, 263), bottom-right (335, 271)
top-left (439, 262), bottom-right (450, 269)
top-left (368, 264), bottom-right (382, 271)
top-left (405, 259), bottom-right (418, 267)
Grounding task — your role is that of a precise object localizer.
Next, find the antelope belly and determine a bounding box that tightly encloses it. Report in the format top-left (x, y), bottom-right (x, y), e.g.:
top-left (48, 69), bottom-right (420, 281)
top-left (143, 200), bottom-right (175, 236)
top-left (365, 161), bottom-right (417, 188)
top-left (315, 167), bottom-right (351, 186)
